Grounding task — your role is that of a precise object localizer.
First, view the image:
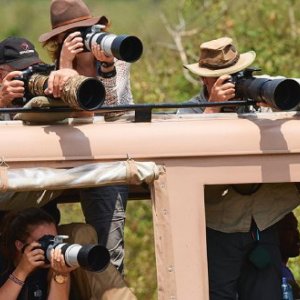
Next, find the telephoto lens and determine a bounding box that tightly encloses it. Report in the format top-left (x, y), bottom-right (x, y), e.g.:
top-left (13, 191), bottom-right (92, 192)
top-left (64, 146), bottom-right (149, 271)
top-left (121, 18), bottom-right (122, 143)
top-left (28, 74), bottom-right (106, 110)
top-left (82, 25), bottom-right (143, 63)
top-left (235, 77), bottom-right (300, 111)
top-left (39, 235), bottom-right (110, 272)
top-left (229, 68), bottom-right (300, 111)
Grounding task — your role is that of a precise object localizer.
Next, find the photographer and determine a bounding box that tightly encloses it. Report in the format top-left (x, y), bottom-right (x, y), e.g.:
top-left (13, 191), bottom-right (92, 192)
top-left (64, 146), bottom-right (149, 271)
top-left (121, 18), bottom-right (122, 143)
top-left (0, 37), bottom-right (42, 110)
top-left (178, 37), bottom-right (300, 300)
top-left (177, 36), bottom-right (271, 114)
top-left (0, 207), bottom-right (76, 300)
top-left (39, 0), bottom-right (133, 274)
top-left (0, 36), bottom-right (79, 121)
top-left (39, 0), bottom-right (134, 114)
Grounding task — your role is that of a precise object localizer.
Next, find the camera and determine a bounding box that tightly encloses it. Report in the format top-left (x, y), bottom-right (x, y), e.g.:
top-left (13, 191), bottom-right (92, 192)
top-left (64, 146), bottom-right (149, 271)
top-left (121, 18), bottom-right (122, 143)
top-left (79, 24), bottom-right (143, 63)
top-left (227, 67), bottom-right (300, 111)
top-left (38, 234), bottom-right (110, 272)
top-left (14, 64), bottom-right (106, 111)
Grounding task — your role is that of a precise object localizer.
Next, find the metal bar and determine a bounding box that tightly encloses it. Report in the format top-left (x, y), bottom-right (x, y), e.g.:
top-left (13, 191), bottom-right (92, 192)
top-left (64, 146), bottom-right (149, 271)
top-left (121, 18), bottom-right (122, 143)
top-left (0, 100), bottom-right (257, 114)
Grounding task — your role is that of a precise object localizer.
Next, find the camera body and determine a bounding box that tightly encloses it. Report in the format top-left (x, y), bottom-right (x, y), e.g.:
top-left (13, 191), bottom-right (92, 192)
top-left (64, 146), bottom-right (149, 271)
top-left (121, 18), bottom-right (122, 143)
top-left (79, 24), bottom-right (143, 63)
top-left (38, 234), bottom-right (66, 264)
top-left (13, 64), bottom-right (55, 105)
top-left (38, 234), bottom-right (110, 272)
top-left (15, 64), bottom-right (54, 84)
top-left (226, 69), bottom-right (248, 85)
top-left (227, 67), bottom-right (300, 111)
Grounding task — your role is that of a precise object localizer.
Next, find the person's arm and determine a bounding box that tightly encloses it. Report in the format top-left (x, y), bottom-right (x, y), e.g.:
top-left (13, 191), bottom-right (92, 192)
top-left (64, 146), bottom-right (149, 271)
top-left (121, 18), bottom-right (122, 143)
top-left (94, 47), bottom-right (134, 106)
top-left (91, 44), bottom-right (119, 111)
top-left (0, 71), bottom-right (24, 107)
top-left (47, 271), bottom-right (70, 300)
top-left (59, 32), bottom-right (84, 69)
top-left (115, 60), bottom-right (134, 105)
top-left (0, 242), bottom-right (45, 300)
top-left (47, 248), bottom-right (76, 300)
top-left (0, 272), bottom-right (24, 300)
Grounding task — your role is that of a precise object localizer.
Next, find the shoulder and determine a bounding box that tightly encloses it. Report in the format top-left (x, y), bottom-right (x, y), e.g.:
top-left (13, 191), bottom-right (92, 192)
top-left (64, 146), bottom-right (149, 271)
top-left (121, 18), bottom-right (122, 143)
top-left (177, 92), bottom-right (206, 114)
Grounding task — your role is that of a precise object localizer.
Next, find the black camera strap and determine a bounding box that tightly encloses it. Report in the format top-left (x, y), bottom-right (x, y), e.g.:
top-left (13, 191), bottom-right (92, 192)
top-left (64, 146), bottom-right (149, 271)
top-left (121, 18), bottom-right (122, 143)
top-left (231, 183), bottom-right (262, 195)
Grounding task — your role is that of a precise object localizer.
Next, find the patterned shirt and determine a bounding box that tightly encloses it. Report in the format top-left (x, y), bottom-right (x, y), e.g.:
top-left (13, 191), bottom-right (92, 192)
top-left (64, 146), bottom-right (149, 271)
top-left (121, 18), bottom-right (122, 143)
top-left (97, 59), bottom-right (133, 106)
top-left (115, 60), bottom-right (133, 105)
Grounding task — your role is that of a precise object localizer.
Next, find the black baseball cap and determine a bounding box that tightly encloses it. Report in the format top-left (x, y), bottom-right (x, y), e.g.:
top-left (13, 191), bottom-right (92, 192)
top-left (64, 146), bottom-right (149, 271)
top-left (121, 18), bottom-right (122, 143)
top-left (0, 37), bottom-right (42, 70)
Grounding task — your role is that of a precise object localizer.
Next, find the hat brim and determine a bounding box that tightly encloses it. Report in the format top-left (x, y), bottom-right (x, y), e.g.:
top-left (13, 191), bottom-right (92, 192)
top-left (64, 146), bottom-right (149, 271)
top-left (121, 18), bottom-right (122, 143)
top-left (39, 16), bottom-right (107, 43)
top-left (184, 51), bottom-right (256, 77)
top-left (7, 56), bottom-right (42, 70)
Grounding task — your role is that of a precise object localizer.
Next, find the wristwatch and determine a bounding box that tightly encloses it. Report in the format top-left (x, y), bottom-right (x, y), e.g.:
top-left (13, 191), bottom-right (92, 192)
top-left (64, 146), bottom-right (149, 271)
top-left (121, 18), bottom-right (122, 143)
top-left (53, 273), bottom-right (68, 284)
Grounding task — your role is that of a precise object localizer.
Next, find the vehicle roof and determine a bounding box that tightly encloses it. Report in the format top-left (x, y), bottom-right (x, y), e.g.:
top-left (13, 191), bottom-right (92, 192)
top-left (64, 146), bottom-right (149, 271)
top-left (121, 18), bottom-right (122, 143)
top-left (1, 111), bottom-right (300, 168)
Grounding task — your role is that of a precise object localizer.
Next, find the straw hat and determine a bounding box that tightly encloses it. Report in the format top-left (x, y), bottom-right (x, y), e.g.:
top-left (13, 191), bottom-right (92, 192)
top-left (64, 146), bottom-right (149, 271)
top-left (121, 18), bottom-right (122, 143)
top-left (39, 0), bottom-right (108, 43)
top-left (184, 37), bottom-right (256, 77)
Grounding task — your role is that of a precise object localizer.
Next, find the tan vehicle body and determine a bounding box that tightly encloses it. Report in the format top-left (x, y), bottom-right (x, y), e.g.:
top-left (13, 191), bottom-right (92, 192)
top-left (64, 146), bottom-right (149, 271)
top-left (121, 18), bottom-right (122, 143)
top-left (1, 111), bottom-right (300, 299)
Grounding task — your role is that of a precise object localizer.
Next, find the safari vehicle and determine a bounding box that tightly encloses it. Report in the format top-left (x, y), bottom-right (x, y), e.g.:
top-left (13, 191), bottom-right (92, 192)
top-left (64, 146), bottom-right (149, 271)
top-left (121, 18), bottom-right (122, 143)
top-left (1, 106), bottom-right (300, 300)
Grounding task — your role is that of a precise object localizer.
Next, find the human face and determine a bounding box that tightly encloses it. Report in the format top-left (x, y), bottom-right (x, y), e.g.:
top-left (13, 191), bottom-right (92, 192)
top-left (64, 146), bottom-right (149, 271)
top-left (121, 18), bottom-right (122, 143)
top-left (14, 222), bottom-right (57, 262)
top-left (201, 76), bottom-right (218, 96)
top-left (26, 223), bottom-right (57, 244)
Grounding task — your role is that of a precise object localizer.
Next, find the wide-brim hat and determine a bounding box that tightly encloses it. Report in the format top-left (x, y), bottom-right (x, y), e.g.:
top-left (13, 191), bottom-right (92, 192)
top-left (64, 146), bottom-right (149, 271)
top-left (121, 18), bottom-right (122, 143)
top-left (184, 37), bottom-right (256, 77)
top-left (39, 0), bottom-right (108, 43)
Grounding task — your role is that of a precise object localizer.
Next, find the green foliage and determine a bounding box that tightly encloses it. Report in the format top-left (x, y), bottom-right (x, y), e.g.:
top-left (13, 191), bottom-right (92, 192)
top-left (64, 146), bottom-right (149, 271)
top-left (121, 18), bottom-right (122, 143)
top-left (58, 203), bottom-right (85, 224)
top-left (59, 200), bottom-right (157, 300)
top-left (288, 206), bottom-right (300, 288)
top-left (124, 200), bottom-right (157, 299)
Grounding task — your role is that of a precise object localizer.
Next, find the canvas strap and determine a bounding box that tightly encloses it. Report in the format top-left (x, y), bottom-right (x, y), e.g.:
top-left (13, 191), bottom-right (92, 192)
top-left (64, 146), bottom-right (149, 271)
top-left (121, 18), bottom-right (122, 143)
top-left (0, 165), bottom-right (8, 192)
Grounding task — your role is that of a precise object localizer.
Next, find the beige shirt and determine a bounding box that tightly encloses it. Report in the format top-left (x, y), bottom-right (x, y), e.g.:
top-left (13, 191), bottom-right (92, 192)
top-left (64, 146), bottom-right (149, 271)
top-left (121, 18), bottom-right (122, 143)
top-left (205, 183), bottom-right (300, 233)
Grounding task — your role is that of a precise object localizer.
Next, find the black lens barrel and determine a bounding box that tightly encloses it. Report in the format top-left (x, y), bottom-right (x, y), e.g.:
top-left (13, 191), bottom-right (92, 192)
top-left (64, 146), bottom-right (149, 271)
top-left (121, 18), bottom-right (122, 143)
top-left (76, 77), bottom-right (106, 110)
top-left (91, 32), bottom-right (143, 62)
top-left (236, 77), bottom-right (300, 110)
top-left (60, 243), bottom-right (110, 272)
top-left (77, 244), bottom-right (110, 272)
top-left (111, 35), bottom-right (143, 62)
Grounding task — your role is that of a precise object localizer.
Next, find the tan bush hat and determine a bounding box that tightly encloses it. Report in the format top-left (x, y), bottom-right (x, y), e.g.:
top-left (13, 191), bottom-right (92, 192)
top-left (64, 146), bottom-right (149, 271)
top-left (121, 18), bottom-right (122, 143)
top-left (184, 37), bottom-right (256, 77)
top-left (39, 0), bottom-right (108, 43)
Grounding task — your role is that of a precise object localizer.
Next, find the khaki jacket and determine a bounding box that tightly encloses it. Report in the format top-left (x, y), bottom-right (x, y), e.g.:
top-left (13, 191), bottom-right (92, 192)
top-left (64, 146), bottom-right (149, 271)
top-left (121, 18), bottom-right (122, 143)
top-left (205, 183), bottom-right (300, 232)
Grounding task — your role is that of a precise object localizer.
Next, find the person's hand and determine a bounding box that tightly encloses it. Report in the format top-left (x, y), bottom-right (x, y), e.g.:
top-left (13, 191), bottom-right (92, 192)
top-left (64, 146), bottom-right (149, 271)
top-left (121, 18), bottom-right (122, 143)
top-left (91, 44), bottom-right (114, 64)
top-left (14, 242), bottom-right (46, 279)
top-left (45, 68), bottom-right (79, 98)
top-left (209, 75), bottom-right (235, 103)
top-left (59, 32), bottom-right (84, 69)
top-left (205, 75), bottom-right (235, 113)
top-left (0, 71), bottom-right (24, 107)
top-left (50, 248), bottom-right (77, 275)
top-left (92, 44), bottom-right (115, 73)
